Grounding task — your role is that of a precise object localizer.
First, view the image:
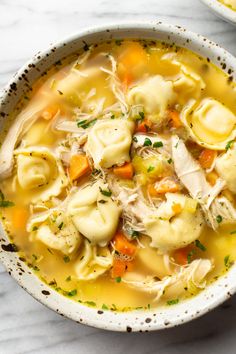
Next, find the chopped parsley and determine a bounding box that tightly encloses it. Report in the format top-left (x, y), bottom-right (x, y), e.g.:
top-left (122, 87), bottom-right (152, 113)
top-left (99, 187), bottom-right (112, 197)
top-left (85, 301), bottom-right (96, 307)
top-left (195, 239), bottom-right (206, 252)
top-left (224, 255), bottom-right (234, 268)
top-left (32, 226), bottom-right (38, 231)
top-left (230, 230), bottom-right (236, 235)
top-left (98, 199), bottom-right (107, 204)
top-left (133, 136), bottom-right (138, 143)
top-left (66, 276), bottom-right (71, 282)
top-left (67, 289), bottom-right (77, 297)
top-left (225, 140), bottom-right (234, 151)
top-left (63, 255), bottom-right (70, 263)
top-left (143, 137), bottom-right (152, 146)
top-left (147, 165), bottom-right (155, 173)
top-left (102, 304), bottom-right (109, 310)
top-left (0, 190), bottom-right (14, 208)
top-left (167, 158), bottom-right (173, 164)
top-left (77, 118), bottom-right (97, 129)
top-left (153, 141), bottom-right (163, 148)
top-left (58, 222), bottom-right (64, 230)
top-left (131, 230), bottom-right (140, 238)
top-left (115, 39), bottom-right (123, 46)
top-left (110, 114), bottom-right (115, 119)
top-left (187, 249), bottom-right (195, 264)
top-left (216, 215), bottom-right (223, 224)
top-left (167, 299), bottom-right (179, 306)
top-left (115, 277), bottom-right (122, 283)
top-left (138, 111), bottom-right (145, 121)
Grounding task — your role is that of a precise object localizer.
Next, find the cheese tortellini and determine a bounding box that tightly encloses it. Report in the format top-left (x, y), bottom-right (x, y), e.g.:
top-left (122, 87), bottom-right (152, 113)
top-left (74, 240), bottom-right (113, 280)
top-left (127, 75), bottom-right (176, 123)
top-left (14, 147), bottom-right (68, 203)
top-left (215, 145), bottom-right (236, 193)
top-left (144, 193), bottom-right (204, 252)
top-left (27, 209), bottom-right (82, 255)
top-left (87, 119), bottom-right (134, 168)
top-left (181, 98), bottom-right (236, 149)
top-left (67, 181), bottom-right (121, 246)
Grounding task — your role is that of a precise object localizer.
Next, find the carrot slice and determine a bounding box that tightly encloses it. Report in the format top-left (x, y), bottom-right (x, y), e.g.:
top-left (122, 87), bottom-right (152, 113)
top-left (69, 154), bottom-right (91, 181)
top-left (148, 179), bottom-right (181, 196)
top-left (135, 119), bottom-right (152, 133)
top-left (111, 258), bottom-right (134, 278)
top-left (12, 207), bottom-right (29, 230)
top-left (174, 246), bottom-right (193, 265)
top-left (168, 110), bottom-right (182, 128)
top-left (113, 232), bottom-right (137, 257)
top-left (113, 162), bottom-right (134, 180)
top-left (198, 149), bottom-right (217, 169)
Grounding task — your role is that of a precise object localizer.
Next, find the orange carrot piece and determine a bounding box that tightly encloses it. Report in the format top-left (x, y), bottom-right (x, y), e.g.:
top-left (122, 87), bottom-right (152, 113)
top-left (111, 258), bottom-right (134, 278)
top-left (168, 110), bottom-right (182, 128)
top-left (113, 162), bottom-right (134, 180)
top-left (148, 179), bottom-right (181, 196)
top-left (198, 149), bottom-right (217, 169)
top-left (113, 232), bottom-right (137, 257)
top-left (69, 154), bottom-right (91, 181)
top-left (135, 119), bottom-right (152, 133)
top-left (12, 207), bottom-right (29, 230)
top-left (206, 171), bottom-right (218, 186)
top-left (41, 106), bottom-right (59, 120)
top-left (173, 248), bottom-right (189, 265)
top-left (172, 203), bottom-right (182, 215)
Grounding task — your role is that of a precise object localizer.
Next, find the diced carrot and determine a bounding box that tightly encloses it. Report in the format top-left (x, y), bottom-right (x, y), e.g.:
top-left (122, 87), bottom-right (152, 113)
top-left (111, 258), bottom-right (134, 278)
top-left (135, 119), bottom-right (152, 133)
top-left (206, 171), bottom-right (218, 186)
top-left (12, 207), bottom-right (29, 230)
top-left (113, 162), bottom-right (134, 180)
top-left (198, 149), bottom-right (217, 169)
top-left (174, 246), bottom-right (192, 265)
top-left (168, 110), bottom-right (182, 128)
top-left (148, 179), bottom-right (181, 196)
top-left (118, 42), bottom-right (148, 83)
top-left (172, 203), bottom-right (182, 215)
top-left (68, 154), bottom-right (91, 181)
top-left (113, 232), bottom-right (137, 257)
top-left (41, 106), bottom-right (59, 120)
top-left (122, 72), bottom-right (134, 88)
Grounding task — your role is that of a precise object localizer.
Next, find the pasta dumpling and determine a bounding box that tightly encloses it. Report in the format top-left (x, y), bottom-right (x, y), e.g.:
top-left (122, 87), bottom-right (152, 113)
top-left (181, 98), bottom-right (236, 149)
top-left (215, 145), bottom-right (236, 193)
top-left (86, 119), bottom-right (134, 168)
top-left (144, 193), bottom-right (204, 252)
top-left (127, 75), bottom-right (176, 123)
top-left (74, 240), bottom-right (112, 280)
top-left (14, 147), bottom-right (68, 203)
top-left (67, 181), bottom-right (121, 246)
top-left (27, 209), bottom-right (82, 255)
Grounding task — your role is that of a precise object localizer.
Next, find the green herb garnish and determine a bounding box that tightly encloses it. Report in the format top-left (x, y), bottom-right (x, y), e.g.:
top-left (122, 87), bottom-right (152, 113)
top-left (32, 226), bottom-right (38, 231)
top-left (99, 187), bottom-right (112, 197)
top-left (187, 250), bottom-right (195, 264)
top-left (230, 230), bottom-right (236, 235)
top-left (147, 165), bottom-right (155, 173)
top-left (0, 191), bottom-right (14, 208)
top-left (110, 114), bottom-right (115, 119)
top-left (58, 222), bottom-right (64, 230)
top-left (66, 276), bottom-right (71, 282)
top-left (216, 215), bottom-right (223, 224)
top-left (138, 112), bottom-right (145, 121)
top-left (98, 200), bottom-right (107, 204)
top-left (167, 158), bottom-right (173, 164)
top-left (115, 277), bottom-right (122, 283)
top-left (77, 118), bottom-right (97, 129)
top-left (102, 304), bottom-right (109, 310)
top-left (153, 141), bottom-right (163, 148)
top-left (167, 299), bottom-right (179, 306)
top-left (225, 140), bottom-right (234, 151)
top-left (133, 136), bottom-right (138, 143)
top-left (195, 239), bottom-right (206, 251)
top-left (63, 255), bottom-right (70, 263)
top-left (131, 230), bottom-right (140, 238)
top-left (67, 289), bottom-right (77, 297)
top-left (85, 301), bottom-right (96, 307)
top-left (143, 137), bottom-right (152, 146)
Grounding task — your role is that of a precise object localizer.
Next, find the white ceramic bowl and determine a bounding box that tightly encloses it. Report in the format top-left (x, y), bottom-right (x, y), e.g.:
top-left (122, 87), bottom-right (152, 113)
top-left (1, 22), bottom-right (236, 332)
top-left (201, 0), bottom-right (236, 25)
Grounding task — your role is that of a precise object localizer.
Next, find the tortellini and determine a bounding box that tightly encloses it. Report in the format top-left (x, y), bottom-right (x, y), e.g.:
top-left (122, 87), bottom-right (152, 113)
top-left (86, 119), bottom-right (134, 168)
top-left (74, 240), bottom-right (112, 280)
top-left (14, 147), bottom-right (68, 203)
top-left (127, 75), bottom-right (176, 123)
top-left (215, 145), bottom-right (236, 193)
top-left (27, 209), bottom-right (82, 255)
top-left (181, 98), bottom-right (236, 150)
top-left (144, 193), bottom-right (204, 252)
top-left (67, 181), bottom-right (121, 246)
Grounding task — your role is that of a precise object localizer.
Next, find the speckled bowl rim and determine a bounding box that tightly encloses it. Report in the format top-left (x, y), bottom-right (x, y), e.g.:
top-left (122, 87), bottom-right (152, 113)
top-left (1, 21), bottom-right (236, 332)
top-left (200, 0), bottom-right (236, 25)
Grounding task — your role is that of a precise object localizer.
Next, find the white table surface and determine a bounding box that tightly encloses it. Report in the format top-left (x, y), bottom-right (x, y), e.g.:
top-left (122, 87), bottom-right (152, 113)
top-left (0, 0), bottom-right (236, 353)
